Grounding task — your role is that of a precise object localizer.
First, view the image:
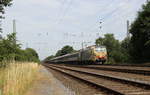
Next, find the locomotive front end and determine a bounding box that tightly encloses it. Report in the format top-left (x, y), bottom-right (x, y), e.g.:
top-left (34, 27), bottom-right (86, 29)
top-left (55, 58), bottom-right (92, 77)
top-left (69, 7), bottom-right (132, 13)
top-left (94, 46), bottom-right (107, 64)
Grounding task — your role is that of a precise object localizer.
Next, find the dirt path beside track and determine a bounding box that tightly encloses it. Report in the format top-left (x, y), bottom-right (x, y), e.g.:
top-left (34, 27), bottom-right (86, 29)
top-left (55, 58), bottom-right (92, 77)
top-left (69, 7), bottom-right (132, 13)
top-left (25, 66), bottom-right (75, 95)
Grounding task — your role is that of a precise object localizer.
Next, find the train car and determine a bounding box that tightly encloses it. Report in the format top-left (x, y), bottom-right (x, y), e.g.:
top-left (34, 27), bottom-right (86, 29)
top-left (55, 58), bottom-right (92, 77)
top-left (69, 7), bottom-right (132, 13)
top-left (50, 45), bottom-right (107, 64)
top-left (50, 52), bottom-right (79, 63)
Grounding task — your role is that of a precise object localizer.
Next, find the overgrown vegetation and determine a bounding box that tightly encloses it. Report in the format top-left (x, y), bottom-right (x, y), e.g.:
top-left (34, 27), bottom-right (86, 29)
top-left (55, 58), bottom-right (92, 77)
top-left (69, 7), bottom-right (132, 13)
top-left (0, 62), bottom-right (39, 95)
top-left (96, 34), bottom-right (131, 63)
top-left (44, 45), bottom-right (75, 61)
top-left (0, 32), bottom-right (40, 63)
top-left (44, 45), bottom-right (76, 62)
top-left (129, 1), bottom-right (150, 62)
top-left (55, 45), bottom-right (75, 57)
top-left (0, 1), bottom-right (41, 95)
top-left (96, 2), bottom-right (150, 63)
top-left (0, 0), bottom-right (13, 33)
top-left (44, 55), bottom-right (55, 62)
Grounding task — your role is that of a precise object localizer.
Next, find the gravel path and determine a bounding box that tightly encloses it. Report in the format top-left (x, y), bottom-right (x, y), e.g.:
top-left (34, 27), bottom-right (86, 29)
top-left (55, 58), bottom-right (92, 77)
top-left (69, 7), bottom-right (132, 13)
top-left (25, 66), bottom-right (75, 95)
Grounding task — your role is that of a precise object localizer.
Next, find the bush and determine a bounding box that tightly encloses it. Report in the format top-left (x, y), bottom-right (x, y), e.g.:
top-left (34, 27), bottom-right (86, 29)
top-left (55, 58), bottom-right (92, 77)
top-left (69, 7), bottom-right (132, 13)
top-left (96, 34), bottom-right (130, 63)
top-left (0, 33), bottom-right (40, 63)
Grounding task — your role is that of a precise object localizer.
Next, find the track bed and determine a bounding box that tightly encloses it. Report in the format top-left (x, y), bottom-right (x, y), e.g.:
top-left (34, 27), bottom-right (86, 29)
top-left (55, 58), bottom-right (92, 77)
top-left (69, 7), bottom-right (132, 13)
top-left (43, 63), bottom-right (150, 95)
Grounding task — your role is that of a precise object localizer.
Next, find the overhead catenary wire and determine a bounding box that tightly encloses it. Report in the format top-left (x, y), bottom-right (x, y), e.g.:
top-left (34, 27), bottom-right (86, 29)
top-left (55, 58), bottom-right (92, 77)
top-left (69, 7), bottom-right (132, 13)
top-left (85, 0), bottom-right (143, 33)
top-left (61, 0), bottom-right (146, 48)
top-left (55, 0), bottom-right (73, 24)
top-left (54, 0), bottom-right (67, 24)
top-left (57, 0), bottom-right (118, 46)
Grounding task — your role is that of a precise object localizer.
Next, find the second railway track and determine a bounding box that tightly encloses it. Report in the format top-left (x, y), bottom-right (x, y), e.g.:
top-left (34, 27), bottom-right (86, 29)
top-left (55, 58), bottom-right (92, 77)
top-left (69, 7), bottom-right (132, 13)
top-left (44, 63), bottom-right (150, 95)
top-left (64, 64), bottom-right (150, 76)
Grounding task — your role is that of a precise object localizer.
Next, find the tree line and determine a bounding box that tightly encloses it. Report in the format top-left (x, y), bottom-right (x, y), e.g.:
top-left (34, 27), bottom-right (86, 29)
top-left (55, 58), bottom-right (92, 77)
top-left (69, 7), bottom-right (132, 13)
top-left (0, 0), bottom-right (13, 33)
top-left (129, 2), bottom-right (150, 62)
top-left (0, 0), bottom-right (40, 63)
top-left (0, 32), bottom-right (40, 62)
top-left (45, 2), bottom-right (150, 64)
top-left (96, 34), bottom-right (130, 63)
top-left (44, 45), bottom-right (75, 61)
top-left (95, 2), bottom-right (150, 63)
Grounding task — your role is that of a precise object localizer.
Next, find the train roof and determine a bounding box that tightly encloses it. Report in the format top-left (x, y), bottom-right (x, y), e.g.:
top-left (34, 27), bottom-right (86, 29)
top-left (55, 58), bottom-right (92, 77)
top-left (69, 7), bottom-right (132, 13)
top-left (50, 45), bottom-right (106, 61)
top-left (50, 52), bottom-right (79, 61)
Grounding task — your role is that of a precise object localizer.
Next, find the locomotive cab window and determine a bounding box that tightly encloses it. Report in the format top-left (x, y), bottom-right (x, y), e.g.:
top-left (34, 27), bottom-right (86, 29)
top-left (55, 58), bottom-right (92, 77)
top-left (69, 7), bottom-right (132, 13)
top-left (95, 47), bottom-right (106, 52)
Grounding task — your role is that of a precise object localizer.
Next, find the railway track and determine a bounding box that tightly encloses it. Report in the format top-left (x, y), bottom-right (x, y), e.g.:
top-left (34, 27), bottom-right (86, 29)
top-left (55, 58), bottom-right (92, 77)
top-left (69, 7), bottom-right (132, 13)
top-left (44, 63), bottom-right (150, 95)
top-left (64, 64), bottom-right (150, 76)
top-left (51, 64), bottom-right (150, 82)
top-left (86, 63), bottom-right (150, 67)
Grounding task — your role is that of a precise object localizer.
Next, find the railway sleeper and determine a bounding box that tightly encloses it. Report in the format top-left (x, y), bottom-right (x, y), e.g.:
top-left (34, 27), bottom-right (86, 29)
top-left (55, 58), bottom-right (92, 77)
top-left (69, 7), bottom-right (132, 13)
top-left (49, 64), bottom-right (150, 90)
top-left (44, 64), bottom-right (124, 95)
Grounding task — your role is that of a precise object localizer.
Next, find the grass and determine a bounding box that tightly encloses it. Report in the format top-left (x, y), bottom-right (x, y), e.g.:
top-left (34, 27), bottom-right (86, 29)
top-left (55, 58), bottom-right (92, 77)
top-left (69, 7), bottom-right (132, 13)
top-left (0, 61), bottom-right (39, 95)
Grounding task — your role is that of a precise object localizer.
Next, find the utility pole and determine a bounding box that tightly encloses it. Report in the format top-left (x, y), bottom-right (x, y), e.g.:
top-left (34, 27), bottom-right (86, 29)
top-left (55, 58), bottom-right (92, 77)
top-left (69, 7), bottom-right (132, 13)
top-left (81, 32), bottom-right (84, 50)
top-left (26, 43), bottom-right (28, 48)
top-left (13, 19), bottom-right (17, 45)
top-left (13, 19), bottom-right (16, 62)
top-left (0, 20), bottom-right (2, 33)
top-left (13, 19), bottom-right (16, 33)
top-left (99, 21), bottom-right (102, 38)
top-left (98, 20), bottom-right (103, 46)
top-left (0, 21), bottom-right (2, 39)
top-left (147, 0), bottom-right (149, 3)
top-left (99, 21), bottom-right (102, 30)
top-left (81, 42), bottom-right (84, 50)
top-left (127, 20), bottom-right (130, 38)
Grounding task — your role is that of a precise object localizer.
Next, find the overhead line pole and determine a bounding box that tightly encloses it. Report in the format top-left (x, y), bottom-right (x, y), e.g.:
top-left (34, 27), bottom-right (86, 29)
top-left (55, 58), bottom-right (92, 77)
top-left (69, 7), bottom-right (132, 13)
top-left (127, 20), bottom-right (130, 38)
top-left (13, 19), bottom-right (16, 33)
top-left (98, 20), bottom-right (102, 46)
top-left (13, 19), bottom-right (16, 62)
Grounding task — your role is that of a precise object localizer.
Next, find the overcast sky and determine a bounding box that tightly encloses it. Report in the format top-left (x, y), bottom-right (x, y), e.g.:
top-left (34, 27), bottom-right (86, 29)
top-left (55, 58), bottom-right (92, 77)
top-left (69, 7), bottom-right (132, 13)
top-left (2, 0), bottom-right (147, 60)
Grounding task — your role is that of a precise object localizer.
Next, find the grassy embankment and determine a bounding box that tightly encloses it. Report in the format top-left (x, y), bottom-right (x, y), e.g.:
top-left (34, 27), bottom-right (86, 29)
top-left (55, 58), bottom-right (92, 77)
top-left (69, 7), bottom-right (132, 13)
top-left (0, 61), bottom-right (39, 95)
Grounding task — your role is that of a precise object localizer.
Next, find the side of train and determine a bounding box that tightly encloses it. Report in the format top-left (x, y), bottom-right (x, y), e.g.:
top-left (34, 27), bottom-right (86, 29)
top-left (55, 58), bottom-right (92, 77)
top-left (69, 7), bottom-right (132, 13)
top-left (50, 45), bottom-right (107, 64)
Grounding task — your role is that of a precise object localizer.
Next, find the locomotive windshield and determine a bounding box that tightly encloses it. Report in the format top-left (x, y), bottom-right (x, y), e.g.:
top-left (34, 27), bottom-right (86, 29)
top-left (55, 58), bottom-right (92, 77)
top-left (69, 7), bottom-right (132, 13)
top-left (95, 47), bottom-right (106, 52)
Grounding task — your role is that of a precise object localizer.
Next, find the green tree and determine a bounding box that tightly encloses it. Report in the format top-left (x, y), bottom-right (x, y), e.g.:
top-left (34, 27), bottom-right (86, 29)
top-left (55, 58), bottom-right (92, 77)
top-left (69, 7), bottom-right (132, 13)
top-left (24, 48), bottom-right (40, 62)
top-left (121, 37), bottom-right (131, 62)
top-left (0, 33), bottom-right (40, 62)
top-left (96, 34), bottom-right (120, 52)
top-left (0, 0), bottom-right (13, 33)
top-left (55, 45), bottom-right (75, 56)
top-left (0, 32), bottom-right (21, 61)
top-left (96, 34), bottom-right (125, 63)
top-left (55, 50), bottom-right (62, 57)
top-left (44, 55), bottom-right (54, 61)
top-left (0, 0), bottom-right (12, 15)
top-left (130, 2), bottom-right (150, 62)
top-left (95, 37), bottom-right (104, 45)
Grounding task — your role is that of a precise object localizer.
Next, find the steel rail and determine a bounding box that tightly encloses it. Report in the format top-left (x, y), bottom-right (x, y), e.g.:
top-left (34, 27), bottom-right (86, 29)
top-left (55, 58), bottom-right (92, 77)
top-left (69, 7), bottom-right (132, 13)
top-left (66, 65), bottom-right (150, 76)
top-left (44, 64), bottom-right (124, 95)
top-left (49, 64), bottom-right (150, 90)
